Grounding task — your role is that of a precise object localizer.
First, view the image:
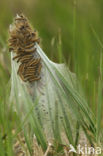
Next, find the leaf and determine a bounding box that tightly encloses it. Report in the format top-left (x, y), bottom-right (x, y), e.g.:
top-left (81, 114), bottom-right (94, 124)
top-left (10, 43), bottom-right (96, 149)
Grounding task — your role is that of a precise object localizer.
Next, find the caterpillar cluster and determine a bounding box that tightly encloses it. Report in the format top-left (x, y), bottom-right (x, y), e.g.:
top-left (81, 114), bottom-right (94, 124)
top-left (8, 14), bottom-right (42, 83)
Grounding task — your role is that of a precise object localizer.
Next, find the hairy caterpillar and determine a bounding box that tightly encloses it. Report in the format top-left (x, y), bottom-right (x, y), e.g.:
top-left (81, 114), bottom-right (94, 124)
top-left (8, 14), bottom-right (42, 83)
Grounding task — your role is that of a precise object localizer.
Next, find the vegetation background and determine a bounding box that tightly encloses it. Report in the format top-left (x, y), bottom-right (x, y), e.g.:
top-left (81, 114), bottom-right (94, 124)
top-left (0, 0), bottom-right (103, 155)
top-left (0, 0), bottom-right (103, 110)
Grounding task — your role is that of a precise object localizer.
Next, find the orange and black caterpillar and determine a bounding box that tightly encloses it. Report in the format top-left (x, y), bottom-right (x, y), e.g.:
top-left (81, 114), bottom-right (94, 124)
top-left (8, 14), bottom-right (42, 83)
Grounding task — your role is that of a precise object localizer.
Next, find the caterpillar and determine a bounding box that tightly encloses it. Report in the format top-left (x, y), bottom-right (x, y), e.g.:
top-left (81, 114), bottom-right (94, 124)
top-left (8, 14), bottom-right (42, 83)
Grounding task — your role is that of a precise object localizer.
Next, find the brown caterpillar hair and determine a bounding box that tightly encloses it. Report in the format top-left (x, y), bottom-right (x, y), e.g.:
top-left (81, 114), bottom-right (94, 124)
top-left (8, 14), bottom-right (42, 83)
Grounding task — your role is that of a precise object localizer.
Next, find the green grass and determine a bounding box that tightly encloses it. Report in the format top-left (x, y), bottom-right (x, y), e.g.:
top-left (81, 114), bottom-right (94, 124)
top-left (0, 0), bottom-right (103, 155)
